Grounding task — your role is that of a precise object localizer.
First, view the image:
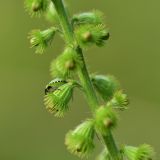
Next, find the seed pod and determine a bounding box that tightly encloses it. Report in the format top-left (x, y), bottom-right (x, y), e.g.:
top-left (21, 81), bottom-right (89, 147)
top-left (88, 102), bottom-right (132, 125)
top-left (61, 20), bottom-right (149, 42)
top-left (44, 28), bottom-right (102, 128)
top-left (109, 90), bottom-right (129, 110)
top-left (95, 106), bottom-right (118, 136)
top-left (25, 0), bottom-right (50, 17)
top-left (121, 144), bottom-right (154, 160)
top-left (75, 24), bottom-right (109, 48)
top-left (72, 10), bottom-right (103, 26)
top-left (44, 80), bottom-right (77, 117)
top-left (91, 75), bottom-right (120, 101)
top-left (29, 27), bottom-right (57, 54)
top-left (65, 119), bottom-right (95, 158)
top-left (50, 47), bottom-right (82, 78)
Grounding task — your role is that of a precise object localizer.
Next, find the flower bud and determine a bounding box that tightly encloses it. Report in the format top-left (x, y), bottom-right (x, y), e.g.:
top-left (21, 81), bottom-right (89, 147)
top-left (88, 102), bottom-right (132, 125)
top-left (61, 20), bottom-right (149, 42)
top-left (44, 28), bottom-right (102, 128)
top-left (91, 75), bottom-right (120, 101)
top-left (95, 106), bottom-right (118, 136)
top-left (72, 10), bottom-right (103, 26)
top-left (75, 24), bottom-right (109, 48)
top-left (121, 144), bottom-right (154, 160)
top-left (109, 90), bottom-right (129, 110)
top-left (50, 47), bottom-right (82, 78)
top-left (25, 0), bottom-right (49, 17)
top-left (44, 80), bottom-right (77, 117)
top-left (65, 119), bottom-right (95, 158)
top-left (29, 27), bottom-right (57, 54)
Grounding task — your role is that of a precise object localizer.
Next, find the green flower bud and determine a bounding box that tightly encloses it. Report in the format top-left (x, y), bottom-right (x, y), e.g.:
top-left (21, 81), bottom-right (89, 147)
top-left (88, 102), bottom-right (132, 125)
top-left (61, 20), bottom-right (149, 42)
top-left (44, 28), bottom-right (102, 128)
top-left (91, 75), bottom-right (120, 101)
top-left (65, 119), bottom-right (95, 158)
top-left (75, 24), bottom-right (109, 48)
top-left (50, 47), bottom-right (82, 78)
top-left (95, 106), bottom-right (118, 136)
top-left (109, 90), bottom-right (129, 110)
top-left (72, 10), bottom-right (103, 26)
top-left (44, 80), bottom-right (77, 117)
top-left (29, 27), bottom-right (57, 54)
top-left (25, 0), bottom-right (49, 17)
top-left (121, 144), bottom-right (154, 160)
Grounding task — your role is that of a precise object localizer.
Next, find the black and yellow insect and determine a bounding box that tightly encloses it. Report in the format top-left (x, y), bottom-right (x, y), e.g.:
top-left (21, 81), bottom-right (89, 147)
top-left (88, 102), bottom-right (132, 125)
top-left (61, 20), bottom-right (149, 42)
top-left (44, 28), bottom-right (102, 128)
top-left (45, 78), bottom-right (67, 95)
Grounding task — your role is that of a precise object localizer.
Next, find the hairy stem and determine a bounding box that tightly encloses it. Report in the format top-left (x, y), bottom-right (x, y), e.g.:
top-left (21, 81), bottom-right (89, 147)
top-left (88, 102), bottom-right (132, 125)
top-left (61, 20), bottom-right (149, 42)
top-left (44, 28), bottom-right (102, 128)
top-left (52, 0), bottom-right (120, 159)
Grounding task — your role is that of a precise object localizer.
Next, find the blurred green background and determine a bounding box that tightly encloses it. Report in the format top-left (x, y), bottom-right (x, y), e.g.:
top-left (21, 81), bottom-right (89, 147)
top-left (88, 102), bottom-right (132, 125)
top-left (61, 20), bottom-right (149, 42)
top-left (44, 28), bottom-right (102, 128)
top-left (0, 0), bottom-right (159, 159)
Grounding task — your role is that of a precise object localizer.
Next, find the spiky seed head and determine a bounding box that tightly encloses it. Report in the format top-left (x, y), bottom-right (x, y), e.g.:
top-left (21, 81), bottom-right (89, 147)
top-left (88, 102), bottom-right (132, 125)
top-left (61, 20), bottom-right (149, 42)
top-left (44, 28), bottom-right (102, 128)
top-left (91, 74), bottom-right (120, 101)
top-left (95, 106), bottom-right (118, 136)
top-left (65, 119), bottom-right (95, 158)
top-left (25, 0), bottom-right (49, 17)
top-left (50, 47), bottom-right (82, 78)
top-left (72, 10), bottom-right (104, 26)
top-left (29, 27), bottom-right (57, 54)
top-left (44, 80), bottom-right (77, 117)
top-left (109, 90), bottom-right (129, 110)
top-left (121, 144), bottom-right (154, 160)
top-left (75, 24), bottom-right (109, 48)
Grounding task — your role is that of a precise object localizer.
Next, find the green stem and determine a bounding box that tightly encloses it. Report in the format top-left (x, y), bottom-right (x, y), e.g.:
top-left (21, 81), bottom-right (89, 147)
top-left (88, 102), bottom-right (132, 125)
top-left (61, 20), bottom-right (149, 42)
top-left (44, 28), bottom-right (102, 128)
top-left (103, 132), bottom-right (121, 160)
top-left (52, 0), bottom-right (98, 112)
top-left (52, 0), bottom-right (74, 43)
top-left (52, 0), bottom-right (120, 159)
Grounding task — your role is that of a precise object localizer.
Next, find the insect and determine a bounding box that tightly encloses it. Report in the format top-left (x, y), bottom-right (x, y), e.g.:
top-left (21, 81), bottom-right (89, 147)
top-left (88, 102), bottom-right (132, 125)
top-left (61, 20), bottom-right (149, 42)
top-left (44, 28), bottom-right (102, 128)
top-left (45, 78), bottom-right (67, 95)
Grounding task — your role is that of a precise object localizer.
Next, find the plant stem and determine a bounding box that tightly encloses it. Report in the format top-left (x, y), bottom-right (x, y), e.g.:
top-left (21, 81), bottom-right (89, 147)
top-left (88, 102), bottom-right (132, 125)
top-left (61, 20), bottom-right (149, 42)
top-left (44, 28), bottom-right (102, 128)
top-left (52, 0), bottom-right (98, 112)
top-left (52, 0), bottom-right (120, 159)
top-left (103, 132), bottom-right (120, 160)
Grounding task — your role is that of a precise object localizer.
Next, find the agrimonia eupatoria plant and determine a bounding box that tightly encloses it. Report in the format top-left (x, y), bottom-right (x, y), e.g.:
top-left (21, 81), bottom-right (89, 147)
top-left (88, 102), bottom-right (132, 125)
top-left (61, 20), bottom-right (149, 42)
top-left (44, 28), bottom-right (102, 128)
top-left (25, 0), bottom-right (154, 159)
